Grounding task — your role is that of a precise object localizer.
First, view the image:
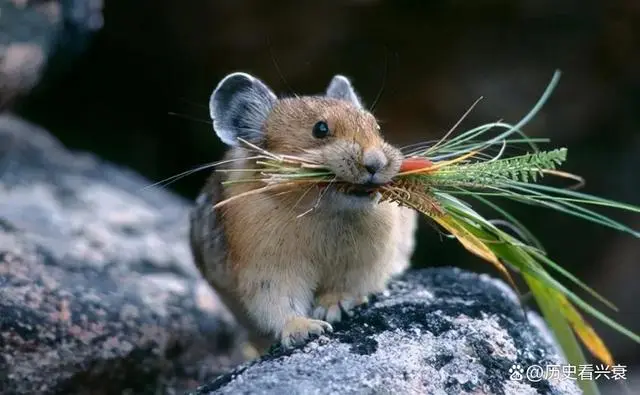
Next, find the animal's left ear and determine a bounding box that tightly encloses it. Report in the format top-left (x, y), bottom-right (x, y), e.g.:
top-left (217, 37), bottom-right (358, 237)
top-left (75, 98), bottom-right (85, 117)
top-left (209, 72), bottom-right (277, 147)
top-left (325, 75), bottom-right (363, 109)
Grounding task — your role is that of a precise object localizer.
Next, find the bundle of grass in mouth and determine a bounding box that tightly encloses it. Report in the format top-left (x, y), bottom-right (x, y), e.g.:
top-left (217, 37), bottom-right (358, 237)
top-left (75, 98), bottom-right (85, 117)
top-left (211, 70), bottom-right (639, 394)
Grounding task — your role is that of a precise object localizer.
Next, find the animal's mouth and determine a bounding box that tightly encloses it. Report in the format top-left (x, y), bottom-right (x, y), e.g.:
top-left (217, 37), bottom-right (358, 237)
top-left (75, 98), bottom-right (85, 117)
top-left (344, 189), bottom-right (373, 197)
top-left (321, 182), bottom-right (382, 198)
top-left (341, 183), bottom-right (378, 197)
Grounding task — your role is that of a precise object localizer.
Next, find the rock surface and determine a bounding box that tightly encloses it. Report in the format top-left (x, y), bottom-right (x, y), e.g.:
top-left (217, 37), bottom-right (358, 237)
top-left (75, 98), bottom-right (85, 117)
top-left (0, 114), bottom-right (243, 394)
top-left (192, 268), bottom-right (581, 395)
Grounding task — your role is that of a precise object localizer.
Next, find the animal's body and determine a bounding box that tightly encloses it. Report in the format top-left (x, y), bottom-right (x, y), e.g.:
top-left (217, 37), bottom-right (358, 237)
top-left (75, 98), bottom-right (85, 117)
top-left (189, 72), bottom-right (417, 352)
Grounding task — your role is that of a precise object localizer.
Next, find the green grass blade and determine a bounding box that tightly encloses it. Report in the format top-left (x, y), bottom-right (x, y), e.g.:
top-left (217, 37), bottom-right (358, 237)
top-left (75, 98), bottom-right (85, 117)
top-left (441, 195), bottom-right (640, 345)
top-left (466, 195), bottom-right (617, 311)
top-left (510, 181), bottom-right (640, 214)
top-left (469, 194), bottom-right (546, 251)
top-left (519, 243), bottom-right (618, 311)
top-left (526, 277), bottom-right (600, 395)
top-left (444, 183), bottom-right (639, 237)
top-left (506, 183), bottom-right (640, 237)
top-left (427, 70), bottom-right (560, 157)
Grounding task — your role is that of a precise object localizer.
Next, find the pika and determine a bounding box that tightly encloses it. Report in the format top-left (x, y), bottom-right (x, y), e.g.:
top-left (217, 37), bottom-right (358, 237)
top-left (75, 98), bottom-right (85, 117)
top-left (189, 72), bottom-right (418, 353)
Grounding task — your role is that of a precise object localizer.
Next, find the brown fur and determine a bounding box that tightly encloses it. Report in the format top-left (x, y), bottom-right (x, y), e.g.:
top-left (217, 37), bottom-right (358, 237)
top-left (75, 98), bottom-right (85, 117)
top-left (191, 94), bottom-right (417, 353)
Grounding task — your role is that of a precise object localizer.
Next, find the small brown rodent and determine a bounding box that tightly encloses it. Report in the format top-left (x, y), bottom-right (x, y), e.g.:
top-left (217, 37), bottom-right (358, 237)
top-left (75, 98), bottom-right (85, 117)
top-left (189, 72), bottom-right (417, 353)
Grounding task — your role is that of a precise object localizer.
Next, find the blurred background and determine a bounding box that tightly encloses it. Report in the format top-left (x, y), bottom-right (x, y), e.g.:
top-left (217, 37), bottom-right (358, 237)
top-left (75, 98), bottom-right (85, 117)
top-left (3, 0), bottom-right (640, 369)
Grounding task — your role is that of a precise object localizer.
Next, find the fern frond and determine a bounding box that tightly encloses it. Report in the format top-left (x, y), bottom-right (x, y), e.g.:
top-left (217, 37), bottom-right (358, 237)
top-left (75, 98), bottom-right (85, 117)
top-left (428, 148), bottom-right (568, 188)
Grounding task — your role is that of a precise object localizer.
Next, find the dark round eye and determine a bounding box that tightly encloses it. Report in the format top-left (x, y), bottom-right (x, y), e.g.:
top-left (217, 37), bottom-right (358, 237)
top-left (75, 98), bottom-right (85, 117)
top-left (312, 121), bottom-right (330, 138)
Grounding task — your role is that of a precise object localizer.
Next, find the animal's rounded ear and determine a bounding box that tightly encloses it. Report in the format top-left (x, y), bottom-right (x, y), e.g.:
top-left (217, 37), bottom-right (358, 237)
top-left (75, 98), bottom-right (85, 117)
top-left (325, 75), bottom-right (363, 109)
top-left (209, 72), bottom-right (277, 147)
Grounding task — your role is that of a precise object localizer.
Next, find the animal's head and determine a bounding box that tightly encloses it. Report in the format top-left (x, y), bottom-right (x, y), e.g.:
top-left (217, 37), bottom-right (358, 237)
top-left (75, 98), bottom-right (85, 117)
top-left (209, 72), bottom-right (403, 206)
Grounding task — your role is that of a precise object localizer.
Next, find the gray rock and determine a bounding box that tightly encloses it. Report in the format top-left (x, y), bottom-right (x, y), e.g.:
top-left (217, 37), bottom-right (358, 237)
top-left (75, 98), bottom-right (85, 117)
top-left (0, 114), bottom-right (243, 394)
top-left (192, 268), bottom-right (581, 395)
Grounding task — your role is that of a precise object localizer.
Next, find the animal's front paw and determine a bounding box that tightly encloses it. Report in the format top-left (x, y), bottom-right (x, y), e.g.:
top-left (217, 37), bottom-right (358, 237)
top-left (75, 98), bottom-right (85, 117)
top-left (280, 317), bottom-right (333, 348)
top-left (312, 292), bottom-right (369, 323)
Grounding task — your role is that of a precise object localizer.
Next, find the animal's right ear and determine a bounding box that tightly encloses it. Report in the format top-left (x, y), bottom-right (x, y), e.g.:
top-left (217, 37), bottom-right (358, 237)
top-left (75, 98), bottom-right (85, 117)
top-left (325, 75), bottom-right (363, 109)
top-left (209, 72), bottom-right (277, 147)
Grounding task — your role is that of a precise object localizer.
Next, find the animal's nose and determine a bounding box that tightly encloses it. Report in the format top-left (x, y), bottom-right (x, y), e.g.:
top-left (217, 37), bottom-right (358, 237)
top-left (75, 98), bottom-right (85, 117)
top-left (362, 149), bottom-right (388, 175)
top-left (364, 164), bottom-right (379, 175)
